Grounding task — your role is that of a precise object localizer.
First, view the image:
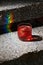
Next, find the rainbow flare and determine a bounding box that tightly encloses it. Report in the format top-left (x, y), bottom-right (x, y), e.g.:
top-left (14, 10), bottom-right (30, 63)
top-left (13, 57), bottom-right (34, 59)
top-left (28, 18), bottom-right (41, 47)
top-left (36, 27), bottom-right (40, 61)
top-left (3, 12), bottom-right (14, 33)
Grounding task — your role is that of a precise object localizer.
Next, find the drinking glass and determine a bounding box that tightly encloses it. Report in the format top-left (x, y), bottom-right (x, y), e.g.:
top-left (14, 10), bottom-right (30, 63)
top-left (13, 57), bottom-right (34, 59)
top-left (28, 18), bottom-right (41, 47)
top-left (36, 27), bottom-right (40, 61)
top-left (17, 23), bottom-right (32, 41)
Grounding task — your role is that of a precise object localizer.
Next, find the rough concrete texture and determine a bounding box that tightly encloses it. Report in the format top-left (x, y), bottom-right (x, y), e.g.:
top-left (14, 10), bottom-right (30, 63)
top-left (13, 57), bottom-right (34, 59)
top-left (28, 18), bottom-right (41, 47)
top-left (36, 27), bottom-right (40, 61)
top-left (14, 2), bottom-right (43, 22)
top-left (1, 50), bottom-right (43, 65)
top-left (0, 26), bottom-right (43, 63)
top-left (0, 2), bottom-right (43, 25)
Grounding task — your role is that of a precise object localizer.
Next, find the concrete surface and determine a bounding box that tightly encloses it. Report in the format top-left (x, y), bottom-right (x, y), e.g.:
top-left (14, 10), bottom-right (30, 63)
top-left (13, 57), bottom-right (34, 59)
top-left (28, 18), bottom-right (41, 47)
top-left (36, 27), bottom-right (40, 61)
top-left (0, 2), bottom-right (43, 25)
top-left (1, 50), bottom-right (43, 65)
top-left (0, 26), bottom-right (43, 63)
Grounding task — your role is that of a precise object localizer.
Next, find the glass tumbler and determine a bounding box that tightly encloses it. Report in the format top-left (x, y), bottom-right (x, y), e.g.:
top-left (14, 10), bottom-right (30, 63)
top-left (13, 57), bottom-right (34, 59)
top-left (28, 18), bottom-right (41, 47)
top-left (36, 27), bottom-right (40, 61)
top-left (17, 23), bottom-right (32, 41)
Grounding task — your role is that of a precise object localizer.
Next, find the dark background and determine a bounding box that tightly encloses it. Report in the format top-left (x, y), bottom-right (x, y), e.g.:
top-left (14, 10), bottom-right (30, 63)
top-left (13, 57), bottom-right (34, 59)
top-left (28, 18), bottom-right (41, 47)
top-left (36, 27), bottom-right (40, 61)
top-left (0, 0), bottom-right (43, 4)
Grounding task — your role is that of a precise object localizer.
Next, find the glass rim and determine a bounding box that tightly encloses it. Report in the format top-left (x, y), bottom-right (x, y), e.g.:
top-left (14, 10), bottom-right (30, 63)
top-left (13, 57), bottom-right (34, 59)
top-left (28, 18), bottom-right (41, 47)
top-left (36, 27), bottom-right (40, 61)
top-left (17, 22), bottom-right (32, 27)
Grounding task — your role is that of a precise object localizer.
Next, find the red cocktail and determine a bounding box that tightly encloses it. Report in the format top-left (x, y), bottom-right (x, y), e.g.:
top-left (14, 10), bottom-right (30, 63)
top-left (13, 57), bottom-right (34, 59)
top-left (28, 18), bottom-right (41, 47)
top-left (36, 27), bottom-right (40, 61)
top-left (17, 23), bottom-right (32, 41)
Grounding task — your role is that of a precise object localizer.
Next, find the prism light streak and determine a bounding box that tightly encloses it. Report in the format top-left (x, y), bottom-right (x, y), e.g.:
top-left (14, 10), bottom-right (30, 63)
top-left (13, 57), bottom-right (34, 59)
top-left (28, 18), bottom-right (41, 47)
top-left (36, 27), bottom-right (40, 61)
top-left (3, 12), bottom-right (14, 33)
top-left (2, 25), bottom-right (11, 33)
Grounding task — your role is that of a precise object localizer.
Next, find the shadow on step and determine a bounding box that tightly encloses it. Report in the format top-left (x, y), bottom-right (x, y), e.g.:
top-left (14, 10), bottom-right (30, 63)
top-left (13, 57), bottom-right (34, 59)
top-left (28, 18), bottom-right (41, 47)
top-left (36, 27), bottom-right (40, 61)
top-left (0, 18), bottom-right (43, 35)
top-left (0, 50), bottom-right (43, 65)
